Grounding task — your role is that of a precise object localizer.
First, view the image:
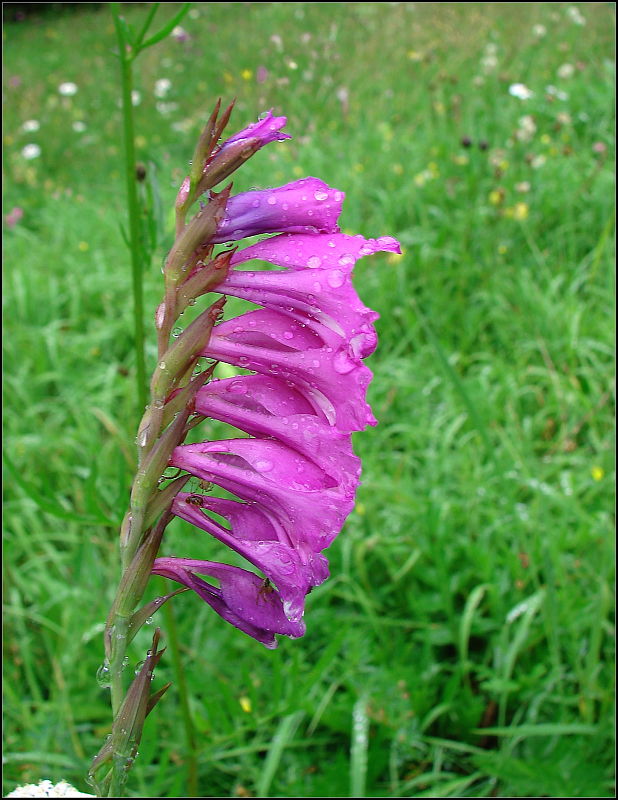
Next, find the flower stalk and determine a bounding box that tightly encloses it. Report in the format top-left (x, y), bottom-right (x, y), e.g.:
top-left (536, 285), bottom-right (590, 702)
top-left (92, 57), bottom-right (399, 794)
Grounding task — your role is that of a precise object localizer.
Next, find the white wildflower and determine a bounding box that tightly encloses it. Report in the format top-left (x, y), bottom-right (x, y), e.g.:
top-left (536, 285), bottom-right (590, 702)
top-left (72, 121), bottom-right (87, 132)
top-left (509, 83), bottom-right (534, 100)
top-left (131, 90), bottom-right (142, 106)
top-left (6, 780), bottom-right (94, 798)
top-left (156, 101), bottom-right (178, 115)
top-left (546, 84), bottom-right (568, 101)
top-left (154, 78), bottom-right (172, 98)
top-left (21, 119), bottom-right (40, 132)
top-left (515, 114), bottom-right (537, 142)
top-left (58, 82), bottom-right (78, 96)
top-left (21, 143), bottom-right (41, 159)
top-left (566, 5), bottom-right (586, 25)
top-left (532, 24), bottom-right (547, 37)
top-left (557, 63), bottom-right (575, 79)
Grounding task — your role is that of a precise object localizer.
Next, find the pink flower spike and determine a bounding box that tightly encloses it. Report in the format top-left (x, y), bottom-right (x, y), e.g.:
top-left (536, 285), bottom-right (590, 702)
top-left (152, 557), bottom-right (306, 646)
top-left (211, 178), bottom-right (343, 242)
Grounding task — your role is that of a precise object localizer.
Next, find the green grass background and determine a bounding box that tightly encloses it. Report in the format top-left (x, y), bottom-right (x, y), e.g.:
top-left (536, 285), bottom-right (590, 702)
top-left (3, 2), bottom-right (615, 797)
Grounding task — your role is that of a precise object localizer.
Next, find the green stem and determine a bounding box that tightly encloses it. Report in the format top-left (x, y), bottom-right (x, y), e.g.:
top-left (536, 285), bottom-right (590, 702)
top-left (158, 577), bottom-right (199, 796)
top-left (118, 47), bottom-right (148, 414)
top-left (107, 613), bottom-right (130, 798)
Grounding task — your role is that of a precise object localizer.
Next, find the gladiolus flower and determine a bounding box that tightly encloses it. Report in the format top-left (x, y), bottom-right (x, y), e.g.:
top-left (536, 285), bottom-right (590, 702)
top-left (152, 110), bottom-right (400, 646)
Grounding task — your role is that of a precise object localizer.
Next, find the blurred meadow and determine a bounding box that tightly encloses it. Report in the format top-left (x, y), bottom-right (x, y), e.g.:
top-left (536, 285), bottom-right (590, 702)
top-left (2, 2), bottom-right (615, 797)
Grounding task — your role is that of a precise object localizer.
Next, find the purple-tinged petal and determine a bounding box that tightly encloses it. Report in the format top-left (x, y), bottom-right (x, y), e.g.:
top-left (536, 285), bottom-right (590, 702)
top-left (203, 308), bottom-right (376, 431)
top-left (222, 110), bottom-right (290, 148)
top-left (172, 493), bottom-right (328, 621)
top-left (170, 438), bottom-right (356, 550)
top-left (218, 263), bottom-right (379, 358)
top-left (152, 557), bottom-right (305, 646)
top-left (211, 178), bottom-right (343, 243)
top-left (195, 375), bottom-right (361, 490)
top-left (230, 232), bottom-right (401, 271)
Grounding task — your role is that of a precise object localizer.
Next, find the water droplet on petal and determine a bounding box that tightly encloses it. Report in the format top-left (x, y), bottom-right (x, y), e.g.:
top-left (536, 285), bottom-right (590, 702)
top-left (327, 269), bottom-right (345, 288)
top-left (267, 195), bottom-right (278, 205)
top-left (307, 255), bottom-right (321, 268)
top-left (333, 350), bottom-right (356, 374)
top-left (254, 459), bottom-right (274, 472)
top-left (314, 190), bottom-right (329, 201)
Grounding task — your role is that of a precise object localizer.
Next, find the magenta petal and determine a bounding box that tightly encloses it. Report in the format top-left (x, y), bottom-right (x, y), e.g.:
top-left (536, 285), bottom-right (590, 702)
top-left (195, 375), bottom-right (361, 491)
top-left (172, 493), bottom-right (329, 621)
top-left (230, 232), bottom-right (401, 270)
top-left (211, 178), bottom-right (343, 243)
top-left (170, 438), bottom-right (356, 550)
top-left (222, 110), bottom-right (290, 148)
top-left (219, 264), bottom-right (379, 358)
top-left (152, 557), bottom-right (305, 646)
top-left (203, 309), bottom-right (376, 431)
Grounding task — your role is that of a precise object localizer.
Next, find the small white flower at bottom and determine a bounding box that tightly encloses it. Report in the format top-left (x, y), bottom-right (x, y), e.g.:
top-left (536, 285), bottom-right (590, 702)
top-left (6, 780), bottom-right (94, 798)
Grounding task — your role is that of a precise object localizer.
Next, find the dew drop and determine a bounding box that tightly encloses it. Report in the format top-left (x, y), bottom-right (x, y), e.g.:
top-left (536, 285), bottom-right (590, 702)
top-left (327, 269), bottom-right (345, 288)
top-left (96, 661), bottom-right (111, 688)
top-left (333, 350), bottom-right (355, 374)
top-left (254, 459), bottom-right (274, 472)
top-left (314, 190), bottom-right (329, 201)
top-left (228, 379), bottom-right (247, 394)
top-left (159, 361), bottom-right (167, 370)
top-left (307, 255), bottom-right (321, 268)
top-left (266, 195), bottom-right (278, 205)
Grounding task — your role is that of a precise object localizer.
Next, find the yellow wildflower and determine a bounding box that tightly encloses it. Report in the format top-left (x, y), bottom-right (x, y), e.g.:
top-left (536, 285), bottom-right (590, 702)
top-left (241, 68), bottom-right (253, 81)
top-left (591, 466), bottom-right (604, 481)
top-left (512, 202), bottom-right (529, 221)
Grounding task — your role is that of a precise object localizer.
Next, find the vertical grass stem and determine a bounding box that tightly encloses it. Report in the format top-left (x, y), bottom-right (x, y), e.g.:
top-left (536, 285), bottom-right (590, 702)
top-left (117, 40), bottom-right (148, 414)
